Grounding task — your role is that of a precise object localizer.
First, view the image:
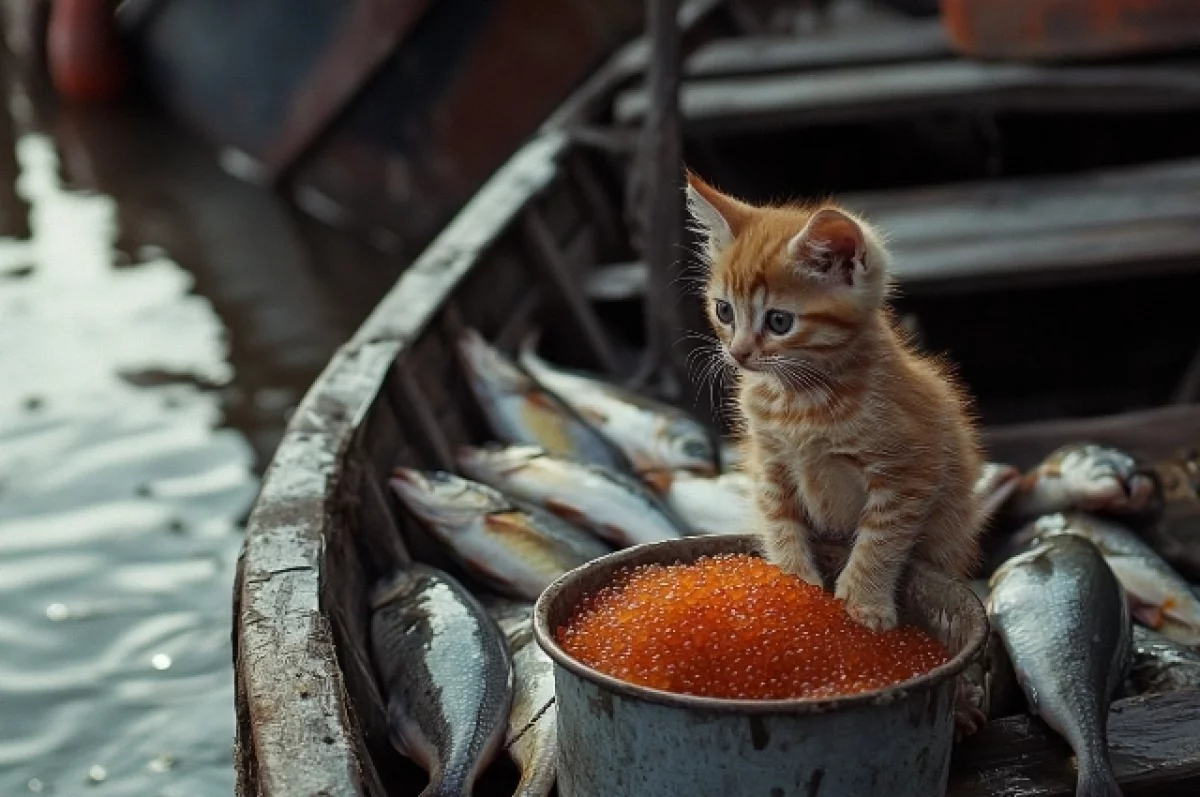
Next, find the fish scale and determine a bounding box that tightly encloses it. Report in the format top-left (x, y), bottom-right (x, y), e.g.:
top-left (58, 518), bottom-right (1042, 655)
top-left (456, 329), bottom-right (629, 473)
top-left (370, 565), bottom-right (513, 797)
top-left (518, 336), bottom-right (719, 478)
top-left (390, 469), bottom-right (612, 601)
top-left (987, 533), bottom-right (1131, 797)
top-left (456, 444), bottom-right (686, 546)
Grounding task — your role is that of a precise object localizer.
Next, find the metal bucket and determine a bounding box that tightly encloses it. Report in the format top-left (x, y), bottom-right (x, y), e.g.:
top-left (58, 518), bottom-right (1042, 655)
top-left (532, 534), bottom-right (988, 797)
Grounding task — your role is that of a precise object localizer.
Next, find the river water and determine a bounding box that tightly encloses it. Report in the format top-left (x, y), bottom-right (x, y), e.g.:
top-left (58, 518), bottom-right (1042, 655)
top-left (0, 69), bottom-right (396, 795)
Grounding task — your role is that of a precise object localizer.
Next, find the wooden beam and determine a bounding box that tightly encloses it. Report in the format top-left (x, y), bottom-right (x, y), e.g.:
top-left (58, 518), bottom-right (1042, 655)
top-left (948, 690), bottom-right (1200, 797)
top-left (585, 157), bottom-right (1200, 299)
top-left (985, 404), bottom-right (1200, 470)
top-left (685, 19), bottom-right (951, 78)
top-left (521, 209), bottom-right (622, 377)
top-left (628, 0), bottom-right (686, 395)
top-left (615, 59), bottom-right (1200, 134)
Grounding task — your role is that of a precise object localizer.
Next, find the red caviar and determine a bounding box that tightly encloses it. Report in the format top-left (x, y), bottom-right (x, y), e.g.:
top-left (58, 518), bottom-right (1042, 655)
top-left (556, 554), bottom-right (950, 700)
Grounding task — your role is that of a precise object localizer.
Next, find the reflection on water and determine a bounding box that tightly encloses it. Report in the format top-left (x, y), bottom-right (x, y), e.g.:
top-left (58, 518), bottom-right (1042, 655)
top-left (0, 129), bottom-right (253, 796)
top-left (0, 77), bottom-right (397, 794)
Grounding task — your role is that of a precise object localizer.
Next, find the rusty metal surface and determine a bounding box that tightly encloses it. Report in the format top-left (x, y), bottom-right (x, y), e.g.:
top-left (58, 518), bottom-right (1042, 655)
top-left (941, 0), bottom-right (1200, 61)
top-left (533, 535), bottom-right (988, 797)
top-left (260, 0), bottom-right (436, 185)
top-left (287, 0), bottom-right (646, 255)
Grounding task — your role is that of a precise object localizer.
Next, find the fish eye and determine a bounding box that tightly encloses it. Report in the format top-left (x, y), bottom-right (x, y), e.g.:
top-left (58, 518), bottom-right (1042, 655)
top-left (713, 299), bottom-right (734, 325)
top-left (765, 309), bottom-right (794, 335)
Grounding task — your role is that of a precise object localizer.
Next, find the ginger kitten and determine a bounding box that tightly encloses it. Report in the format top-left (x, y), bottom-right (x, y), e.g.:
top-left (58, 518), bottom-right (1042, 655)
top-left (686, 172), bottom-right (984, 631)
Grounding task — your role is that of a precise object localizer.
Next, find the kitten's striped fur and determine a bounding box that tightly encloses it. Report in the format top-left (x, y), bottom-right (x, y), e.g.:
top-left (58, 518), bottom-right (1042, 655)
top-left (686, 172), bottom-right (984, 631)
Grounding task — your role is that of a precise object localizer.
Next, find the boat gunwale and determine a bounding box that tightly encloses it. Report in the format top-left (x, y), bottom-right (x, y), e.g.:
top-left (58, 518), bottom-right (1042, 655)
top-left (227, 0), bottom-right (703, 782)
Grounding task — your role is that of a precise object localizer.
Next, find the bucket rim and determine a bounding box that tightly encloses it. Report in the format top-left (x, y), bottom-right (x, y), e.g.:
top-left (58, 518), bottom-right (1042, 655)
top-left (532, 533), bottom-right (989, 714)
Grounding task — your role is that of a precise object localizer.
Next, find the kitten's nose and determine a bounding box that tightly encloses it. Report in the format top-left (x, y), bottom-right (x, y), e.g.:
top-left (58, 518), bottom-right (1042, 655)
top-left (730, 345), bottom-right (753, 365)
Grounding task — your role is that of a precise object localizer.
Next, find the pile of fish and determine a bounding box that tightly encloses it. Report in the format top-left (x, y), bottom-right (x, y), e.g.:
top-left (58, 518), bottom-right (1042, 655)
top-left (368, 327), bottom-right (1200, 797)
top-left (372, 329), bottom-right (733, 797)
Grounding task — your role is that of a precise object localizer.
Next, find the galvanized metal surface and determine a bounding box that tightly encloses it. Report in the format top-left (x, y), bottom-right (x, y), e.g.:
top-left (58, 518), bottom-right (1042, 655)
top-left (534, 534), bottom-right (989, 797)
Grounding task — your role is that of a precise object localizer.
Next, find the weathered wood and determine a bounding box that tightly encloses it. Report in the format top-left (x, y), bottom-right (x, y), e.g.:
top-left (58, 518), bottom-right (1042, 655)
top-left (685, 19), bottom-right (950, 78)
top-left (522, 209), bottom-right (622, 376)
top-left (986, 404), bottom-right (1200, 470)
top-left (629, 0), bottom-right (686, 395)
top-left (542, 0), bottom-right (727, 131)
top-left (948, 691), bottom-right (1200, 797)
top-left (614, 58), bottom-right (1200, 133)
top-left (585, 156), bottom-right (1200, 298)
top-left (237, 425), bottom-right (373, 797)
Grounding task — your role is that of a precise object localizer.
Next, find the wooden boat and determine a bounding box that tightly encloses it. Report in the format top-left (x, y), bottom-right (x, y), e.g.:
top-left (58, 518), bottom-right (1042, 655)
top-left (234, 2), bottom-right (1200, 795)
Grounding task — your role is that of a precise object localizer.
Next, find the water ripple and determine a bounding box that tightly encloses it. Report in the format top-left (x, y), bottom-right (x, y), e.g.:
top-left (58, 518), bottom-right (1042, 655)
top-left (0, 133), bottom-right (256, 795)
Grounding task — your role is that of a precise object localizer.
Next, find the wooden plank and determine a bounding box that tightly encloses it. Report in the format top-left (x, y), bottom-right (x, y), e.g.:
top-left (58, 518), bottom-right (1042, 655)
top-left (686, 20), bottom-right (951, 78)
top-left (522, 209), bottom-right (621, 376)
top-left (614, 59), bottom-right (1200, 132)
top-left (985, 404), bottom-right (1200, 471)
top-left (887, 217), bottom-right (1200, 294)
top-left (948, 690), bottom-right (1200, 797)
top-left (589, 218), bottom-right (1200, 298)
top-left (628, 0), bottom-right (687, 394)
top-left (844, 159), bottom-right (1200, 243)
top-left (542, 0), bottom-right (727, 131)
top-left (587, 157), bottom-right (1200, 299)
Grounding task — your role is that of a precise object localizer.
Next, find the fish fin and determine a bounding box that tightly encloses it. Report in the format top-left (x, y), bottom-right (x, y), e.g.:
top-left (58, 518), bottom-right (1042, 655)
top-left (641, 469), bottom-right (675, 496)
top-left (575, 405), bottom-right (609, 427)
top-left (485, 512), bottom-right (534, 537)
top-left (525, 390), bottom-right (563, 412)
top-left (1075, 758), bottom-right (1123, 797)
top-left (543, 498), bottom-right (591, 527)
top-left (599, 524), bottom-right (630, 544)
top-left (512, 768), bottom-right (558, 797)
top-left (1129, 598), bottom-right (1165, 630)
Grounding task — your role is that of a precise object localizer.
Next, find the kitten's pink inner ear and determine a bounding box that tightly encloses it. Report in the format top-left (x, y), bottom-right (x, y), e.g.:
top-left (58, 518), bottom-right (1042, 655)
top-left (788, 209), bottom-right (866, 284)
top-left (686, 171), bottom-right (752, 239)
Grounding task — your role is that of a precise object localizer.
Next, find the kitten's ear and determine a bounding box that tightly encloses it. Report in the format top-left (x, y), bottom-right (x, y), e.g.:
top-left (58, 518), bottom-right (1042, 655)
top-left (787, 208), bottom-right (867, 286)
top-left (685, 171), bottom-right (751, 256)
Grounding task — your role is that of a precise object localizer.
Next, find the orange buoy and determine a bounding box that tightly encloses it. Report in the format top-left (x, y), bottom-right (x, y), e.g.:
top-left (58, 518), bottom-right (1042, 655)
top-left (47, 0), bottom-right (128, 103)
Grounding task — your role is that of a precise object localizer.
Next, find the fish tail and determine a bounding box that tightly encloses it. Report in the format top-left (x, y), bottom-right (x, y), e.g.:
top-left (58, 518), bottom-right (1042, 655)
top-left (418, 770), bottom-right (469, 797)
top-left (512, 767), bottom-right (557, 797)
top-left (1076, 755), bottom-right (1123, 797)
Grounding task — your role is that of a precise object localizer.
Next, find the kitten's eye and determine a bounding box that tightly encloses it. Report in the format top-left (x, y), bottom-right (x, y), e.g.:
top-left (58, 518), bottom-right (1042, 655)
top-left (713, 300), bottom-right (734, 325)
top-left (765, 310), bottom-right (794, 335)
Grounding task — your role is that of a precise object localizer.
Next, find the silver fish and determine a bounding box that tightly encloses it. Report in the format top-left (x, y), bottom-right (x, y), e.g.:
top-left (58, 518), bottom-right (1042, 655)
top-left (668, 464), bottom-right (1018, 538)
top-left (1123, 625), bottom-right (1200, 697)
top-left (457, 444), bottom-right (685, 547)
top-left (518, 336), bottom-right (718, 477)
top-left (987, 533), bottom-right (1131, 797)
top-left (1009, 443), bottom-right (1157, 520)
top-left (457, 329), bottom-right (629, 472)
top-left (369, 565), bottom-right (513, 797)
top-left (975, 462), bottom-right (1021, 525)
top-left (662, 470), bottom-right (754, 536)
top-left (484, 600), bottom-right (558, 797)
top-left (1026, 512), bottom-right (1200, 646)
top-left (390, 469), bottom-right (612, 601)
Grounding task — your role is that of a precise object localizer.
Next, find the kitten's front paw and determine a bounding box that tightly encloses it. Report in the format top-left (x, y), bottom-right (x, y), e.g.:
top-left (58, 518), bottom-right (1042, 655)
top-left (771, 548), bottom-right (824, 588)
top-left (835, 582), bottom-right (898, 631)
